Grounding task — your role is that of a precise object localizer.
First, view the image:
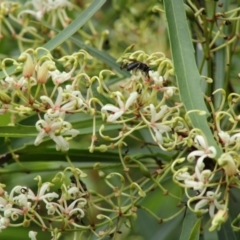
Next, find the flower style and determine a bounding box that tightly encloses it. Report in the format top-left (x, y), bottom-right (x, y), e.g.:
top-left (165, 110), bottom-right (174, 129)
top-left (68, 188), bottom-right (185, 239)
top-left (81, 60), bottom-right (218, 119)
top-left (101, 91), bottom-right (138, 122)
top-left (34, 113), bottom-right (79, 151)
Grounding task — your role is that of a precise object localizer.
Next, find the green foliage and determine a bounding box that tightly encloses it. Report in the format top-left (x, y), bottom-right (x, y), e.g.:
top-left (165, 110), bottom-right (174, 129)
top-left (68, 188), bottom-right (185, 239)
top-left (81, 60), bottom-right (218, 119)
top-left (0, 0), bottom-right (240, 240)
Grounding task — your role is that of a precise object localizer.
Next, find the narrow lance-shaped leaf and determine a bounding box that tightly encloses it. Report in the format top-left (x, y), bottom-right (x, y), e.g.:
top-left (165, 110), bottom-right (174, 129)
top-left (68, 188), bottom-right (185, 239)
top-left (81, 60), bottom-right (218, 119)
top-left (163, 0), bottom-right (221, 157)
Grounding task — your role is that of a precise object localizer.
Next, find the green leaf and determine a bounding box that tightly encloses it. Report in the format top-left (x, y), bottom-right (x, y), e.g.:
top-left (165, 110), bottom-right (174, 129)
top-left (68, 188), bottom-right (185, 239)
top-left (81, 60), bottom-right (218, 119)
top-left (40, 23), bottom-right (129, 76)
top-left (71, 37), bottom-right (130, 77)
top-left (180, 209), bottom-right (201, 240)
top-left (41, 0), bottom-right (106, 52)
top-left (0, 125), bottom-right (36, 137)
top-left (163, 0), bottom-right (222, 157)
top-left (218, 221), bottom-right (237, 240)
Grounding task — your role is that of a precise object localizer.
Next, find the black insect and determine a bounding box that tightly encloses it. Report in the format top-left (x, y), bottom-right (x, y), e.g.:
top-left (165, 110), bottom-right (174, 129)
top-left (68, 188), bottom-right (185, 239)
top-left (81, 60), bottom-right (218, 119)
top-left (121, 60), bottom-right (151, 76)
top-left (20, 187), bottom-right (29, 194)
top-left (70, 175), bottom-right (88, 192)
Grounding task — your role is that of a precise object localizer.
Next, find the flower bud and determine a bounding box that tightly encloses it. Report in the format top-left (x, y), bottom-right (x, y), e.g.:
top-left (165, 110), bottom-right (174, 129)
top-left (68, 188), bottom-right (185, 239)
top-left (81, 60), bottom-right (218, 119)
top-left (22, 53), bottom-right (35, 78)
top-left (37, 61), bottom-right (56, 84)
top-left (218, 153), bottom-right (237, 176)
top-left (98, 144), bottom-right (108, 152)
top-left (23, 219), bottom-right (31, 227)
top-left (209, 209), bottom-right (228, 231)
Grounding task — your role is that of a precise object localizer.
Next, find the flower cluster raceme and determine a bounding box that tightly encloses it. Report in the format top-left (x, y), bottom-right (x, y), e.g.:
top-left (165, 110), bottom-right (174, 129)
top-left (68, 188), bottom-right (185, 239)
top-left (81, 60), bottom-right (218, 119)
top-left (99, 51), bottom-right (183, 151)
top-left (0, 49), bottom-right (181, 152)
top-left (1, 47), bottom-right (240, 237)
top-left (0, 1), bottom-right (75, 51)
top-left (0, 48), bottom-right (97, 151)
top-left (0, 171), bottom-right (88, 239)
top-left (172, 129), bottom-right (240, 231)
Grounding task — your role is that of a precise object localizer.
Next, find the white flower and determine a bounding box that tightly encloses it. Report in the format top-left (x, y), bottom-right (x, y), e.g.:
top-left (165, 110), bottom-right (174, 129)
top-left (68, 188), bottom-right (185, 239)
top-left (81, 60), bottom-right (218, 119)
top-left (29, 231), bottom-right (38, 240)
top-left (185, 136), bottom-right (216, 193)
top-left (4, 207), bottom-right (26, 220)
top-left (57, 198), bottom-right (86, 217)
top-left (101, 91), bottom-right (138, 122)
top-left (149, 70), bottom-right (163, 85)
top-left (46, 202), bottom-right (57, 215)
top-left (26, 183), bottom-right (59, 202)
top-left (0, 197), bottom-right (8, 211)
top-left (18, 9), bottom-right (44, 21)
top-left (4, 76), bottom-right (36, 92)
top-left (47, 198), bottom-right (87, 218)
top-left (175, 171), bottom-right (192, 182)
top-left (130, 69), bottom-right (144, 81)
top-left (218, 131), bottom-right (231, 146)
top-left (147, 104), bottom-right (171, 144)
top-left (162, 86), bottom-right (176, 98)
top-left (175, 170), bottom-right (202, 190)
top-left (187, 135), bottom-right (216, 163)
top-left (34, 113), bottom-right (79, 151)
top-left (45, 0), bottom-right (72, 11)
top-left (62, 86), bottom-right (86, 111)
top-left (12, 193), bottom-right (29, 208)
top-left (184, 179), bottom-right (204, 191)
top-left (195, 191), bottom-right (224, 218)
top-left (66, 186), bottom-right (81, 199)
top-left (49, 70), bottom-right (71, 85)
top-left (41, 87), bottom-right (85, 118)
top-left (219, 131), bottom-right (240, 149)
top-left (0, 216), bottom-right (10, 231)
top-left (40, 87), bottom-right (65, 118)
top-left (18, 0), bottom-right (72, 20)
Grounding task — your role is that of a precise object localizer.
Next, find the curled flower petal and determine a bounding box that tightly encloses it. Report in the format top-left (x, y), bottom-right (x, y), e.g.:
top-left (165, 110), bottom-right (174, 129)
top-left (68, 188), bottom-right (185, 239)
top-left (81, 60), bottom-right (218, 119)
top-left (29, 231), bottom-right (38, 240)
top-left (101, 92), bottom-right (138, 122)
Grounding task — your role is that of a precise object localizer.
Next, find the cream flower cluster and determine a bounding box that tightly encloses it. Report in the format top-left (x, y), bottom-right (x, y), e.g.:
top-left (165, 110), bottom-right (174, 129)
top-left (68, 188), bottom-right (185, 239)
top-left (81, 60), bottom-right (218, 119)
top-left (0, 172), bottom-right (88, 239)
